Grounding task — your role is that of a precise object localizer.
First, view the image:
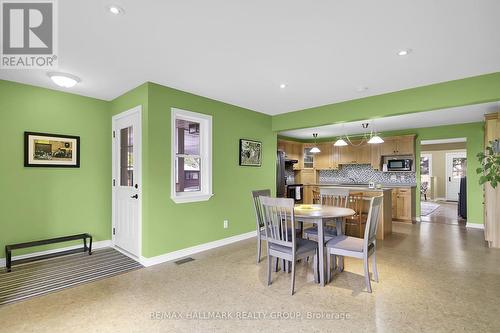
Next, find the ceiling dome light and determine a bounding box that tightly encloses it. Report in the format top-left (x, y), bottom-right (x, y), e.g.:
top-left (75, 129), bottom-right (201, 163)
top-left (108, 5), bottom-right (124, 15)
top-left (368, 135), bottom-right (384, 144)
top-left (279, 83), bottom-right (287, 89)
top-left (397, 49), bottom-right (412, 56)
top-left (334, 138), bottom-right (348, 147)
top-left (47, 72), bottom-right (81, 88)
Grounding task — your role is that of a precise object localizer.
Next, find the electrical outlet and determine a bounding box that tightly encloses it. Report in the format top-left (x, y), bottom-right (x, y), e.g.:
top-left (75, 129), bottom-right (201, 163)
top-left (400, 175), bottom-right (405, 181)
top-left (223, 220), bottom-right (229, 229)
top-left (390, 175), bottom-right (397, 181)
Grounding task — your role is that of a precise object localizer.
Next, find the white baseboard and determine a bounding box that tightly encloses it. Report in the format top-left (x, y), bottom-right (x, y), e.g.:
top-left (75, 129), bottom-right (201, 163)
top-left (0, 240), bottom-right (112, 268)
top-left (140, 231), bottom-right (256, 267)
top-left (466, 223), bottom-right (485, 230)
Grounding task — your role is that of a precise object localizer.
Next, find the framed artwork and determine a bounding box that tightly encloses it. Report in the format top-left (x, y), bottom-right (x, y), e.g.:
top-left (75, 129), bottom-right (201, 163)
top-left (239, 139), bottom-right (262, 167)
top-left (24, 132), bottom-right (80, 167)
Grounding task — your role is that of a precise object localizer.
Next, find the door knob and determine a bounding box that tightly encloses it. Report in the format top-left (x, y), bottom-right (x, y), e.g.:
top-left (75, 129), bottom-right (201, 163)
top-left (131, 194), bottom-right (138, 199)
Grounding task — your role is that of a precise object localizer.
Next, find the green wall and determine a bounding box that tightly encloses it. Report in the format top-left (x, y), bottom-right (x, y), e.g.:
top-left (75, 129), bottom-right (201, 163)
top-left (111, 83), bottom-right (276, 258)
top-left (0, 80), bottom-right (111, 257)
top-left (273, 72), bottom-right (500, 131)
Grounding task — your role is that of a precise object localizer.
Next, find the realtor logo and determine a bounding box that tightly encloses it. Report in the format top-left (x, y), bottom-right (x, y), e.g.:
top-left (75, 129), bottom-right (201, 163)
top-left (1, 0), bottom-right (57, 69)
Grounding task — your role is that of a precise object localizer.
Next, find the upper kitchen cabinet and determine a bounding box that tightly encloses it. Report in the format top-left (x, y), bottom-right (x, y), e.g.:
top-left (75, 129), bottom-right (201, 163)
top-left (314, 143), bottom-right (336, 169)
top-left (278, 140), bottom-right (302, 170)
top-left (380, 135), bottom-right (415, 156)
top-left (336, 141), bottom-right (371, 165)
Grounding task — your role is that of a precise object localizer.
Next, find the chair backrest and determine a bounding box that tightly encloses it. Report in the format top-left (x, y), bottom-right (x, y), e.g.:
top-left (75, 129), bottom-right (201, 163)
top-left (251, 189), bottom-right (271, 231)
top-left (363, 196), bottom-right (383, 250)
top-left (259, 196), bottom-right (296, 250)
top-left (348, 192), bottom-right (365, 216)
top-left (319, 188), bottom-right (349, 207)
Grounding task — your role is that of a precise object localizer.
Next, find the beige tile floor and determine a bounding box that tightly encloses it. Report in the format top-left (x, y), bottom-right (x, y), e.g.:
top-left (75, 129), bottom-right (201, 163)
top-left (1, 222), bottom-right (499, 333)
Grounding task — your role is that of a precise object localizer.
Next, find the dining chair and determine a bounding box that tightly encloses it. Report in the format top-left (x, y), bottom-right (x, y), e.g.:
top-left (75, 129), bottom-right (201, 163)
top-left (325, 195), bottom-right (383, 293)
top-left (303, 188), bottom-right (350, 241)
top-left (251, 189), bottom-right (271, 264)
top-left (260, 196), bottom-right (318, 295)
top-left (344, 192), bottom-right (368, 238)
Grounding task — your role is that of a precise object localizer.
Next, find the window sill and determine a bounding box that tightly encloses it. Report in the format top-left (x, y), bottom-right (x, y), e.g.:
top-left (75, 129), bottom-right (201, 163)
top-left (171, 193), bottom-right (214, 204)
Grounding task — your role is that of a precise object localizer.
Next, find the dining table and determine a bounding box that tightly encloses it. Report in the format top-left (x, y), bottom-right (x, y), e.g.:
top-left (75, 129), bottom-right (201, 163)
top-left (294, 204), bottom-right (356, 286)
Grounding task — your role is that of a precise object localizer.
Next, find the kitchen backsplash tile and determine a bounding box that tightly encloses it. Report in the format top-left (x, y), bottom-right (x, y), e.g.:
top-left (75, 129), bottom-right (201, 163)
top-left (319, 164), bottom-right (416, 185)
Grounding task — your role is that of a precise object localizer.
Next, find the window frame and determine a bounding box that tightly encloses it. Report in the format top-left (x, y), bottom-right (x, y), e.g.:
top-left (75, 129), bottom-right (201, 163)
top-left (171, 108), bottom-right (213, 204)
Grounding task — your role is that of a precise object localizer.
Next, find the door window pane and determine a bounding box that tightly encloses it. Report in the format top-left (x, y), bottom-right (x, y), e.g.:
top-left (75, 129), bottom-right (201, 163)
top-left (120, 126), bottom-right (134, 186)
top-left (452, 158), bottom-right (466, 179)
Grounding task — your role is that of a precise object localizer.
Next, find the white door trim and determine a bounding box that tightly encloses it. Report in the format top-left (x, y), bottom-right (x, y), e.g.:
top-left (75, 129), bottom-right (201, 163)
top-left (112, 105), bottom-right (142, 259)
top-left (445, 151), bottom-right (466, 202)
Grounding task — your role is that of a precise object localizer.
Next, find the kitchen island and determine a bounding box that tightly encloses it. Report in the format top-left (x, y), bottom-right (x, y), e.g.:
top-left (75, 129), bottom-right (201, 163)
top-left (301, 184), bottom-right (398, 240)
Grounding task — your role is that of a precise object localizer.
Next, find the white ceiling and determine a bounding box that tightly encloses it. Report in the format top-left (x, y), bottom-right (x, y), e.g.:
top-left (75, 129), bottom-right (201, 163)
top-left (279, 102), bottom-right (499, 139)
top-left (1, 1), bottom-right (500, 115)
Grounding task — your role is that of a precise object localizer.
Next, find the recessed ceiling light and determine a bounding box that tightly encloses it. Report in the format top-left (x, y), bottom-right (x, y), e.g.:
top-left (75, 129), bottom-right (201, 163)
top-left (357, 86), bottom-right (368, 92)
top-left (397, 49), bottom-right (412, 56)
top-left (47, 72), bottom-right (81, 88)
top-left (108, 5), bottom-right (124, 15)
top-left (279, 83), bottom-right (287, 89)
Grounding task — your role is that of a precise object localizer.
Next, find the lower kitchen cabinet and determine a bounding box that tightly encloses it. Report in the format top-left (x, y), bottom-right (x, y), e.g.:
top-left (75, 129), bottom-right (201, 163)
top-left (392, 187), bottom-right (415, 222)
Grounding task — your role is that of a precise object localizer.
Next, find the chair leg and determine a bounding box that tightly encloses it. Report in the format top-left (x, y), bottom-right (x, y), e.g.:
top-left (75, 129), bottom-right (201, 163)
top-left (363, 256), bottom-right (372, 293)
top-left (267, 255), bottom-right (272, 286)
top-left (290, 259), bottom-right (296, 295)
top-left (371, 252), bottom-right (379, 282)
top-left (326, 252), bottom-right (331, 283)
top-left (313, 251), bottom-right (319, 283)
top-left (274, 257), bottom-right (279, 272)
top-left (332, 254), bottom-right (337, 271)
top-left (338, 256), bottom-right (344, 272)
top-left (256, 238), bottom-right (261, 264)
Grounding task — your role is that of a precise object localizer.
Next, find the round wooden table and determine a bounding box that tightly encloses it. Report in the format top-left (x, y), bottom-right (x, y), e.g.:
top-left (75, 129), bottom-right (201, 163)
top-left (294, 204), bottom-right (355, 286)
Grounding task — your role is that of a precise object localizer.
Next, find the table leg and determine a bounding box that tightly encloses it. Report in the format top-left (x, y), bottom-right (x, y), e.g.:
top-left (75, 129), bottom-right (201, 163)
top-left (336, 218), bottom-right (345, 272)
top-left (316, 218), bottom-right (325, 286)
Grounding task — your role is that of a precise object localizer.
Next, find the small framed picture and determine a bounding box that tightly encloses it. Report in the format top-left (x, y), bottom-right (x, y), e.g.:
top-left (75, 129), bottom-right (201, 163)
top-left (24, 132), bottom-right (80, 168)
top-left (239, 139), bottom-right (262, 167)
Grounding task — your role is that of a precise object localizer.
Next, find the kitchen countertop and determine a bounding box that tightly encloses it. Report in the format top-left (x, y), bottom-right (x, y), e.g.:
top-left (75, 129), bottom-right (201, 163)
top-left (297, 183), bottom-right (417, 191)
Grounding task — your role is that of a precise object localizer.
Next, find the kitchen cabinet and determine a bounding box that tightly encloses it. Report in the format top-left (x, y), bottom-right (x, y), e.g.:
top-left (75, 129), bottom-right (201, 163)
top-left (381, 135), bottom-right (415, 156)
top-left (337, 144), bottom-right (357, 164)
top-left (314, 143), bottom-right (337, 169)
top-left (371, 144), bottom-right (381, 170)
top-left (356, 143), bottom-right (371, 164)
top-left (278, 140), bottom-right (302, 170)
top-left (337, 141), bottom-right (371, 165)
top-left (295, 168), bottom-right (316, 186)
top-left (392, 187), bottom-right (415, 222)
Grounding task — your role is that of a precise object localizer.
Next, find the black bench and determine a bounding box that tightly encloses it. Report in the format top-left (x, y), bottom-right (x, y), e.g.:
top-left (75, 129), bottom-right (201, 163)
top-left (5, 233), bottom-right (92, 272)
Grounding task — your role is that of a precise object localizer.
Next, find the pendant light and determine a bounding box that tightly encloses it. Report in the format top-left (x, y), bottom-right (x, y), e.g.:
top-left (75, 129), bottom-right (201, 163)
top-left (334, 137), bottom-right (348, 146)
top-left (367, 121), bottom-right (384, 144)
top-left (310, 133), bottom-right (321, 153)
top-left (367, 134), bottom-right (384, 144)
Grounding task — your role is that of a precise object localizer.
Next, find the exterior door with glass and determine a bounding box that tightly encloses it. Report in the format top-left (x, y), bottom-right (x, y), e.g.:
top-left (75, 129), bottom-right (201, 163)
top-left (445, 152), bottom-right (466, 201)
top-left (112, 106), bottom-right (141, 257)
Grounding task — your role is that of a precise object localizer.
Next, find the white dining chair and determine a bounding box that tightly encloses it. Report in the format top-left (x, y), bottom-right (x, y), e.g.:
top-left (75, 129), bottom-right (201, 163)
top-left (260, 196), bottom-right (318, 295)
top-left (303, 188), bottom-right (350, 241)
top-left (325, 195), bottom-right (383, 293)
top-left (251, 189), bottom-right (271, 264)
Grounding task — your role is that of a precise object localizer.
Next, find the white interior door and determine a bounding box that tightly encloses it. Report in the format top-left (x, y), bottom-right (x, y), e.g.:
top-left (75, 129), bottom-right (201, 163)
top-left (445, 152), bottom-right (466, 201)
top-left (112, 106), bottom-right (141, 257)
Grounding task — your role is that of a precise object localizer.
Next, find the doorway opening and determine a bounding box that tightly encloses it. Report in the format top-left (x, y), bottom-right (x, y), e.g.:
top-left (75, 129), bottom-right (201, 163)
top-left (420, 138), bottom-right (467, 225)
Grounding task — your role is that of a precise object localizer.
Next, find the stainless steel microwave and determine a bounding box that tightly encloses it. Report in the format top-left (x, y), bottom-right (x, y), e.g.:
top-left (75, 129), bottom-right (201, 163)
top-left (387, 159), bottom-right (412, 171)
